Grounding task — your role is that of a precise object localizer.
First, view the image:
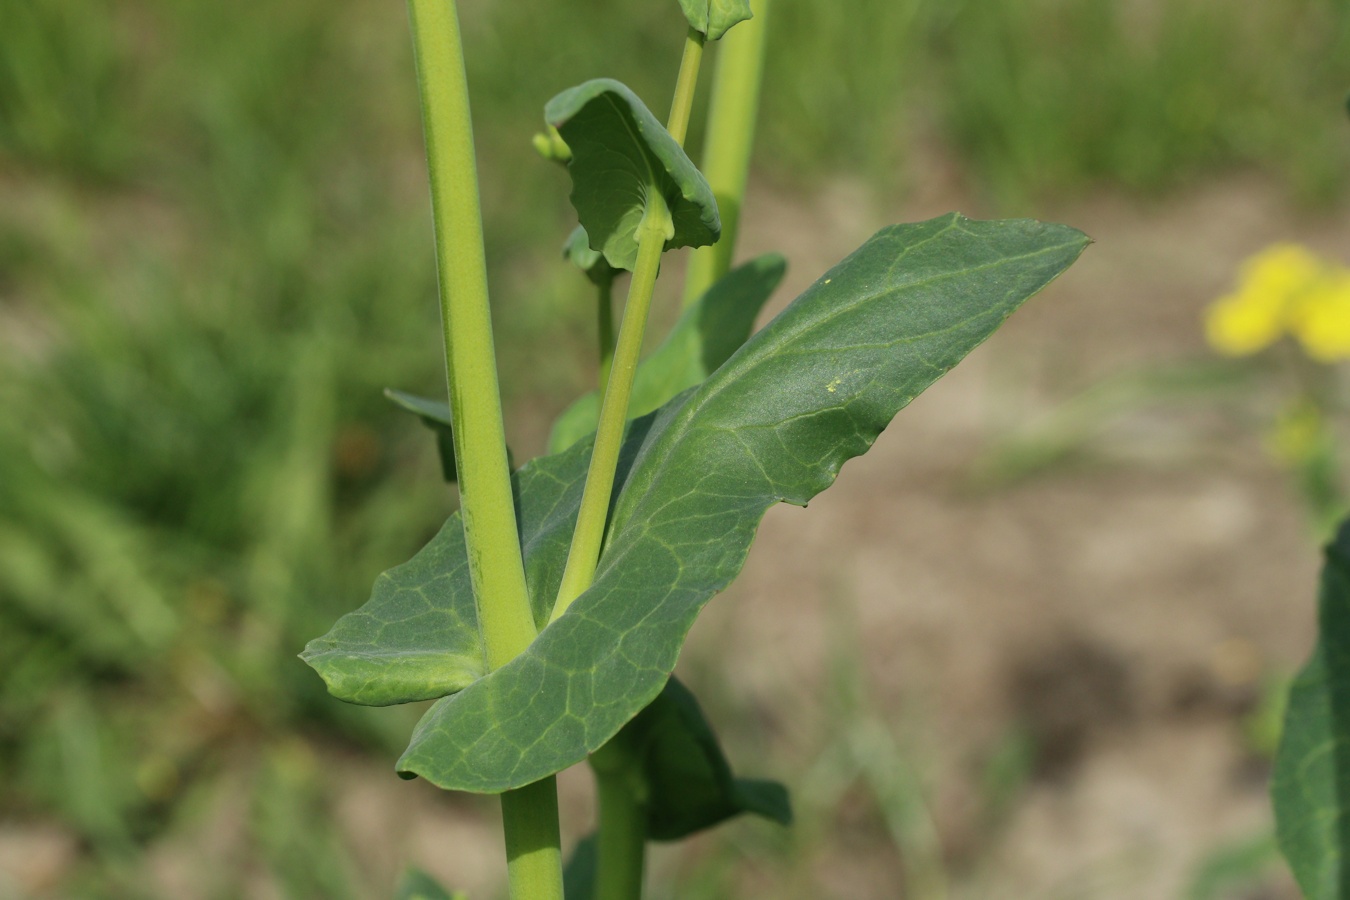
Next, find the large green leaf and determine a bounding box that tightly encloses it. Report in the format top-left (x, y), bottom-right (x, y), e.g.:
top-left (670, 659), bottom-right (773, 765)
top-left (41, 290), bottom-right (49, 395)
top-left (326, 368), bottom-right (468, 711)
top-left (678, 0), bottom-right (753, 40)
top-left (545, 79), bottom-right (719, 271)
top-left (1273, 516), bottom-right (1350, 899)
top-left (548, 253), bottom-right (786, 454)
top-left (386, 214), bottom-right (1089, 791)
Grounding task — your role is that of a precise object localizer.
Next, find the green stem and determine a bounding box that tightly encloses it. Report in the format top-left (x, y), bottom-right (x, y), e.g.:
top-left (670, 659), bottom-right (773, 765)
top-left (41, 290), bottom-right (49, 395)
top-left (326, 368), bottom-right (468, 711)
top-left (502, 777), bottom-right (566, 898)
top-left (551, 196), bottom-right (672, 621)
top-left (598, 278), bottom-right (615, 391)
top-left (590, 740), bottom-right (648, 900)
top-left (550, 29), bottom-right (707, 622)
top-left (666, 28), bottom-right (706, 146)
top-left (407, 0), bottom-right (535, 669)
top-left (681, 0), bottom-right (771, 307)
top-left (406, 2), bottom-right (562, 898)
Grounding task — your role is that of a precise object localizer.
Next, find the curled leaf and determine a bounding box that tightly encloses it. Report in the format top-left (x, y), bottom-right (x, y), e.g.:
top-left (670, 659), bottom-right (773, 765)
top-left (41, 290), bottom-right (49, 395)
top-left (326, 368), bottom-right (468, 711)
top-left (546, 79), bottom-right (718, 270)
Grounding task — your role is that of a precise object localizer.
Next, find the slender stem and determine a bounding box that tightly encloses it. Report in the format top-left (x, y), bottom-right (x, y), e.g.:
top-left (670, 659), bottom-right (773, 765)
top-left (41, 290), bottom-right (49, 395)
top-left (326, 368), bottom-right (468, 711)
top-left (549, 24), bottom-right (707, 623)
top-left (666, 28), bottom-right (706, 146)
top-left (406, 3), bottom-right (562, 898)
top-left (502, 777), bottom-right (565, 898)
top-left (598, 278), bottom-right (615, 391)
top-left (551, 196), bottom-right (671, 621)
top-left (681, 0), bottom-right (772, 307)
top-left (591, 740), bottom-right (648, 900)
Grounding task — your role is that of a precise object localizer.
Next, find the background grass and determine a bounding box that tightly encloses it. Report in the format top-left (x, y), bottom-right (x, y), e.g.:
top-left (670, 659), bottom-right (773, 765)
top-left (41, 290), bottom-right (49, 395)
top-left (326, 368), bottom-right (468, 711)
top-left (1, 0), bottom-right (1348, 895)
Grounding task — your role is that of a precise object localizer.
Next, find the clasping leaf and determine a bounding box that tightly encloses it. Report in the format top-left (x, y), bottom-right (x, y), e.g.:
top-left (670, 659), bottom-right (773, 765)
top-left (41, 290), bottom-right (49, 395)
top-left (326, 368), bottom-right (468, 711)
top-left (545, 79), bottom-right (719, 271)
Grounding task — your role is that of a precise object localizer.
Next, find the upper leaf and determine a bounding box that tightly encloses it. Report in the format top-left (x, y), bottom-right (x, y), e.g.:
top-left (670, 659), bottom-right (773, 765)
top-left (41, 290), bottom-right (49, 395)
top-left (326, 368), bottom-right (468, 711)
top-left (1272, 516), bottom-right (1350, 899)
top-left (391, 214), bottom-right (1089, 791)
top-left (548, 253), bottom-right (786, 453)
top-left (678, 0), bottom-right (753, 40)
top-left (545, 79), bottom-right (719, 271)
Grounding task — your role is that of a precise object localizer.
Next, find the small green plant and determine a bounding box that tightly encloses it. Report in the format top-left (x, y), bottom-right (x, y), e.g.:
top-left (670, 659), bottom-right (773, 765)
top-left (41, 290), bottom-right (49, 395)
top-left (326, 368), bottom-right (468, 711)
top-left (301, 2), bottom-right (1086, 897)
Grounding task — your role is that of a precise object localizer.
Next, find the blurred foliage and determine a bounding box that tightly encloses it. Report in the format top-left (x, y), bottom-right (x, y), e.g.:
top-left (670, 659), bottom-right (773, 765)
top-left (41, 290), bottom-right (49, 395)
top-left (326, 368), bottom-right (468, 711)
top-left (1, 0), bottom-right (1349, 894)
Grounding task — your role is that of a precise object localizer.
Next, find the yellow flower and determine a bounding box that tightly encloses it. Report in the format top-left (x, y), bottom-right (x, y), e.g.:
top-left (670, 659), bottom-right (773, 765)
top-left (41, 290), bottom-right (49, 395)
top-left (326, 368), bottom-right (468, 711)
top-left (1290, 270), bottom-right (1350, 362)
top-left (1205, 286), bottom-right (1289, 356)
top-left (1204, 242), bottom-right (1343, 359)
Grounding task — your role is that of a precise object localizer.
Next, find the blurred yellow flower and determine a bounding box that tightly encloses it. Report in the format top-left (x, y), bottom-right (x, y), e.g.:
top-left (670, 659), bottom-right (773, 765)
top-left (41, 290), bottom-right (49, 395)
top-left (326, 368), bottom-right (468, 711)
top-left (1290, 270), bottom-right (1350, 363)
top-left (1204, 242), bottom-right (1350, 362)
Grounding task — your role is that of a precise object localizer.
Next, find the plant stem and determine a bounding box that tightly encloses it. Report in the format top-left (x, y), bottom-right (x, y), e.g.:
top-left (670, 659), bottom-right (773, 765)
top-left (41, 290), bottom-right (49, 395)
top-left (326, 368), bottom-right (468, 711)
top-left (598, 278), bottom-right (615, 390)
top-left (550, 30), bottom-right (707, 622)
top-left (501, 777), bottom-right (566, 898)
top-left (406, 2), bottom-right (562, 898)
top-left (551, 195), bottom-right (672, 621)
top-left (407, 0), bottom-right (535, 669)
top-left (666, 28), bottom-right (706, 146)
top-left (591, 740), bottom-right (648, 900)
top-left (681, 0), bottom-right (771, 307)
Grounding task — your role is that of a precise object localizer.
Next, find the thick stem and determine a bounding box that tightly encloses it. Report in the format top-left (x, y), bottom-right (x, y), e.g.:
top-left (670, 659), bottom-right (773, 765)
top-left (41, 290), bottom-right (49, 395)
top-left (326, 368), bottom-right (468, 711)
top-left (681, 0), bottom-right (771, 307)
top-left (502, 777), bottom-right (565, 898)
top-left (407, 0), bottom-right (535, 668)
top-left (591, 741), bottom-right (648, 900)
top-left (666, 28), bottom-right (706, 147)
top-left (406, 2), bottom-right (562, 898)
top-left (551, 197), bottom-right (671, 621)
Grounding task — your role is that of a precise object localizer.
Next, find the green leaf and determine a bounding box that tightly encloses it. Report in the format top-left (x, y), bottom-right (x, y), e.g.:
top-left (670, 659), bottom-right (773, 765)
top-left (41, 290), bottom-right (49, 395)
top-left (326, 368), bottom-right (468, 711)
top-left (388, 214), bottom-right (1089, 792)
top-left (562, 225), bottom-right (614, 288)
top-left (632, 676), bottom-right (790, 840)
top-left (1272, 515), bottom-right (1350, 899)
top-left (395, 867), bottom-right (465, 900)
top-left (678, 0), bottom-right (753, 40)
top-left (548, 253), bottom-right (786, 454)
top-left (545, 79), bottom-right (719, 271)
top-left (300, 512), bottom-right (488, 705)
top-left (384, 388), bottom-right (457, 483)
top-left (560, 679), bottom-right (783, 898)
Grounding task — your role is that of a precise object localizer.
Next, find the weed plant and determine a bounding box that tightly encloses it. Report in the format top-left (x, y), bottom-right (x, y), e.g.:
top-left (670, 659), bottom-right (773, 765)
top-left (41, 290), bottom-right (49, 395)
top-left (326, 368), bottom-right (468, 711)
top-left (2, 0), bottom-right (1349, 895)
